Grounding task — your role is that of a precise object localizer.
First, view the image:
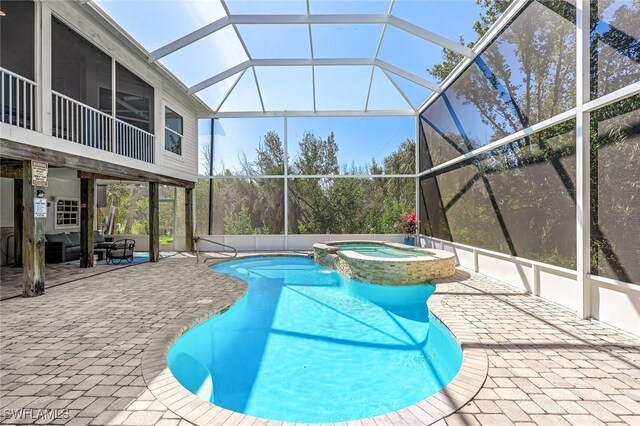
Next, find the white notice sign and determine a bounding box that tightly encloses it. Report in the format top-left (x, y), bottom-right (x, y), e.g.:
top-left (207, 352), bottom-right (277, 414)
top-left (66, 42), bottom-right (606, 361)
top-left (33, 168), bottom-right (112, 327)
top-left (32, 161), bottom-right (48, 187)
top-left (34, 198), bottom-right (47, 218)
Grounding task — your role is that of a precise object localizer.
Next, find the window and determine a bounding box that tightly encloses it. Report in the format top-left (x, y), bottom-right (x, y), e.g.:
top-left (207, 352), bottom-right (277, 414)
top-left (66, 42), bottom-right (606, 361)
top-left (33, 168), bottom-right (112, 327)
top-left (55, 198), bottom-right (79, 229)
top-left (164, 106), bottom-right (183, 155)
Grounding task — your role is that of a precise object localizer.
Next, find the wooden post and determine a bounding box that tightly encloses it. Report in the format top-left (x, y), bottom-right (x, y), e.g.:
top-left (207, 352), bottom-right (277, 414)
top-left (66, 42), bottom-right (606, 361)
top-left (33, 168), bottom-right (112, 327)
top-left (80, 178), bottom-right (95, 268)
top-left (185, 187), bottom-right (194, 252)
top-left (22, 161), bottom-right (45, 297)
top-left (14, 179), bottom-right (23, 267)
top-left (149, 182), bottom-right (159, 262)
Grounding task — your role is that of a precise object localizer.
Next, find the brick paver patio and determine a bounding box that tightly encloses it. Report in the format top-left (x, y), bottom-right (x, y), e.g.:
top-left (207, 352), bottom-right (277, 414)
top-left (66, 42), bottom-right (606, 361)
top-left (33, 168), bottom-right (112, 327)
top-left (1, 254), bottom-right (639, 425)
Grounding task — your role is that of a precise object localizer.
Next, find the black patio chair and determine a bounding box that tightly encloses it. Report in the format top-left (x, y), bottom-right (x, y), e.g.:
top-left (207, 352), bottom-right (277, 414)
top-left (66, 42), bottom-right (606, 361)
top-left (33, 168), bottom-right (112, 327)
top-left (106, 239), bottom-right (135, 265)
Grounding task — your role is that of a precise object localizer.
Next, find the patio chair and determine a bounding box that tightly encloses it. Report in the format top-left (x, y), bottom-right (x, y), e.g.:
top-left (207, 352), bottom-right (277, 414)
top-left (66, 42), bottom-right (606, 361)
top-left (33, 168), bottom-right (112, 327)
top-left (106, 239), bottom-right (135, 265)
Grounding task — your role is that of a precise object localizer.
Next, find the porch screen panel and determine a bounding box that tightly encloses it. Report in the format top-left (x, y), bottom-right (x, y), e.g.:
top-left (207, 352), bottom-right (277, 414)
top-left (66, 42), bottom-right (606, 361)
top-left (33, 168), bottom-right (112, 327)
top-left (195, 179), bottom-right (211, 236)
top-left (288, 117), bottom-right (415, 175)
top-left (51, 17), bottom-right (112, 113)
top-left (591, 95), bottom-right (640, 283)
top-left (115, 63), bottom-right (154, 132)
top-left (419, 104), bottom-right (467, 172)
top-left (420, 121), bottom-right (577, 269)
top-left (419, 175), bottom-right (452, 240)
top-left (0, 0), bottom-right (34, 80)
top-left (419, 0), bottom-right (576, 171)
top-left (288, 178), bottom-right (414, 234)
top-left (591, 0), bottom-right (640, 99)
top-left (211, 118), bottom-right (284, 176)
top-left (211, 179), bottom-right (285, 235)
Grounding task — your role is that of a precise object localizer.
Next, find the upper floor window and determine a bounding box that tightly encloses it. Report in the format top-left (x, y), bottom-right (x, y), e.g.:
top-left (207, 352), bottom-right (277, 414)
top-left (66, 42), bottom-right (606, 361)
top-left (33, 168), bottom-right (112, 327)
top-left (164, 106), bottom-right (183, 155)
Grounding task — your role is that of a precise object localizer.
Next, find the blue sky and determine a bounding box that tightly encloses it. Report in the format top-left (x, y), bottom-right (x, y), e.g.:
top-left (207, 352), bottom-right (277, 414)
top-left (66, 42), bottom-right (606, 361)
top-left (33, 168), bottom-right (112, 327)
top-left (198, 115), bottom-right (416, 175)
top-left (94, 0), bottom-right (486, 173)
top-left (95, 0), bottom-right (485, 112)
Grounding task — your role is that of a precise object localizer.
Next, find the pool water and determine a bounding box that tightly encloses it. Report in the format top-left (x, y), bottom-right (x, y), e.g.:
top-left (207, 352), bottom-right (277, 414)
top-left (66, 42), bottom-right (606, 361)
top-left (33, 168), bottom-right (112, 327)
top-left (167, 256), bottom-right (462, 423)
top-left (334, 243), bottom-right (425, 258)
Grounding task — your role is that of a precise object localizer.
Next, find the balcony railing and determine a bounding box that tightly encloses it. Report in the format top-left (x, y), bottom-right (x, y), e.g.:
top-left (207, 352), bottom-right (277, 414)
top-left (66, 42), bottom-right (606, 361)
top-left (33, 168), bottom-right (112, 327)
top-left (52, 91), bottom-right (155, 163)
top-left (115, 119), bottom-right (155, 164)
top-left (52, 91), bottom-right (113, 151)
top-left (1, 67), bottom-right (37, 130)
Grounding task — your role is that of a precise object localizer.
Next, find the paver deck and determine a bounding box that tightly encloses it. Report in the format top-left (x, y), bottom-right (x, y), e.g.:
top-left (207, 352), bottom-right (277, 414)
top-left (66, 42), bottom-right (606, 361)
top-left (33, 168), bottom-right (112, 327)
top-left (1, 254), bottom-right (639, 425)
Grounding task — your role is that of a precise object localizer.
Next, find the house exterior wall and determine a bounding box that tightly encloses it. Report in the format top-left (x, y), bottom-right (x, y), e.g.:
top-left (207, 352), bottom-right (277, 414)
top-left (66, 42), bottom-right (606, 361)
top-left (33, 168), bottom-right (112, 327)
top-left (1, 0), bottom-right (208, 184)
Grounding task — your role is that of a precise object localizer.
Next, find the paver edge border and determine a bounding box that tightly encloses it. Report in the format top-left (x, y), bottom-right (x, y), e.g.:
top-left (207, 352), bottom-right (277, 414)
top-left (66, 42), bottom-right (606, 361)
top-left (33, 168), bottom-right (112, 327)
top-left (141, 259), bottom-right (487, 426)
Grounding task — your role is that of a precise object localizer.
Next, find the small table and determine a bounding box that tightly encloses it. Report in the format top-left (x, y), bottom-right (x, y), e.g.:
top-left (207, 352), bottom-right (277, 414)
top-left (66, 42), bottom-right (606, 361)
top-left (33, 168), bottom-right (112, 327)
top-left (94, 249), bottom-right (107, 261)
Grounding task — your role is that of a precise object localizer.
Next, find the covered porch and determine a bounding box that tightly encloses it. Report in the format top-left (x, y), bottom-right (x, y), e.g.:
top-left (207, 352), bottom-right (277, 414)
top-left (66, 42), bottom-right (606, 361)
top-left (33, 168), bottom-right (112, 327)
top-left (0, 140), bottom-right (196, 298)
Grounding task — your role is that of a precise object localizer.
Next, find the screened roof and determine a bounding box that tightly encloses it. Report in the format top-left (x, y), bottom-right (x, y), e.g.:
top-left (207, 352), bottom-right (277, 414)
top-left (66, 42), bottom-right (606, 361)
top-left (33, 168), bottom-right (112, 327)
top-left (91, 0), bottom-right (514, 115)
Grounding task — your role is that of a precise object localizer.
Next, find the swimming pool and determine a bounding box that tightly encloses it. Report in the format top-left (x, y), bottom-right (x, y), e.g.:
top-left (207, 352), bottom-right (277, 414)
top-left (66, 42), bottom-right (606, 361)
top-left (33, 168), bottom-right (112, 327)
top-left (333, 242), bottom-right (424, 258)
top-left (167, 256), bottom-right (462, 423)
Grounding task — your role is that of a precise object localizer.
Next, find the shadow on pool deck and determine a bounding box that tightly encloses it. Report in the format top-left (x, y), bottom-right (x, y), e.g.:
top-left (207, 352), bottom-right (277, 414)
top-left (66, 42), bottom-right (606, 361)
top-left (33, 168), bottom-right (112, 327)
top-left (1, 256), bottom-right (639, 425)
top-left (0, 252), bottom-right (177, 301)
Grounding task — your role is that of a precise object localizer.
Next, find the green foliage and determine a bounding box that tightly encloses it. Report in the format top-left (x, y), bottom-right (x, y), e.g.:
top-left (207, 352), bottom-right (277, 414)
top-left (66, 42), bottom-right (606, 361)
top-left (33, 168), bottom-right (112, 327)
top-left (198, 132), bottom-right (417, 235)
top-left (293, 131), bottom-right (339, 175)
top-left (224, 205), bottom-right (255, 235)
top-left (255, 131), bottom-right (285, 175)
top-left (428, 0), bottom-right (510, 81)
top-left (97, 183), bottom-right (150, 236)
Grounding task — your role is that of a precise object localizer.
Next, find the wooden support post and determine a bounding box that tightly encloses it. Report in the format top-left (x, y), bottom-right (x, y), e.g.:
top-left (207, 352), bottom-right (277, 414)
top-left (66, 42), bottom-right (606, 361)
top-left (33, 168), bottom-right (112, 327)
top-left (149, 182), bottom-right (160, 262)
top-left (185, 187), bottom-right (194, 252)
top-left (80, 178), bottom-right (95, 268)
top-left (14, 179), bottom-right (23, 267)
top-left (22, 161), bottom-right (45, 297)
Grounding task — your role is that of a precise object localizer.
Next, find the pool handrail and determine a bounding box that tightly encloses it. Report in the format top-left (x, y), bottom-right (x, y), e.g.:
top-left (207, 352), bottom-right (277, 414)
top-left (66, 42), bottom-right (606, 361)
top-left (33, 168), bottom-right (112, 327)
top-left (194, 236), bottom-right (238, 263)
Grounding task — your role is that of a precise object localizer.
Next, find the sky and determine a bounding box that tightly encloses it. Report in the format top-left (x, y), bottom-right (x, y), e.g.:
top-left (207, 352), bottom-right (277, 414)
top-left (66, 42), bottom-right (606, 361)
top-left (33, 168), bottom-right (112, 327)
top-left (198, 115), bottom-right (416, 175)
top-left (93, 0), bottom-right (487, 173)
top-left (94, 0), bottom-right (486, 112)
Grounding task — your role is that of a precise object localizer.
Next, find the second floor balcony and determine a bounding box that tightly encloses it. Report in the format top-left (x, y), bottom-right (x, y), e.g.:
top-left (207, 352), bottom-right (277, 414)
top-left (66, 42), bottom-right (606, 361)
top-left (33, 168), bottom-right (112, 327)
top-left (52, 91), bottom-right (155, 164)
top-left (1, 66), bottom-right (156, 164)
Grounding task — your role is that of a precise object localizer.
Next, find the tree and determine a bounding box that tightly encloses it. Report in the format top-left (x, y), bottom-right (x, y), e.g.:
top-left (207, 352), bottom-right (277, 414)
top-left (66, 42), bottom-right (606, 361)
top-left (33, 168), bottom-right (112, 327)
top-left (224, 205), bottom-right (255, 235)
top-left (428, 1), bottom-right (511, 81)
top-left (255, 131), bottom-right (285, 175)
top-left (201, 142), bottom-right (212, 175)
top-left (419, 0), bottom-right (590, 269)
top-left (201, 126), bottom-right (418, 236)
top-left (293, 132), bottom-right (339, 175)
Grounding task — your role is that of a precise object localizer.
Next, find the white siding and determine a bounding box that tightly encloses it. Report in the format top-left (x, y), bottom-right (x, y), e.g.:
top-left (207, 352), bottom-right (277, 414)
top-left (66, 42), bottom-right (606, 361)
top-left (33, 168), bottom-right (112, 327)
top-left (2, 1), bottom-right (208, 184)
top-left (157, 92), bottom-right (199, 177)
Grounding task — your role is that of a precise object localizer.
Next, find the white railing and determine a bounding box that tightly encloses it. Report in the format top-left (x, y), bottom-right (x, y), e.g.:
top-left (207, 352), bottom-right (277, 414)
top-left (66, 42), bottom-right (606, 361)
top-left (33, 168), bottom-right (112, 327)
top-left (52, 91), bottom-right (113, 151)
top-left (52, 90), bottom-right (155, 163)
top-left (115, 119), bottom-right (155, 163)
top-left (1, 67), bottom-right (37, 130)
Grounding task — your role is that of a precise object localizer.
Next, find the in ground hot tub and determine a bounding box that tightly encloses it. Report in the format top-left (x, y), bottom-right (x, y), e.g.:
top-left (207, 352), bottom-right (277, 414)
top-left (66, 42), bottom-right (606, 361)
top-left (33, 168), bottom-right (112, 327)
top-left (313, 240), bottom-right (456, 285)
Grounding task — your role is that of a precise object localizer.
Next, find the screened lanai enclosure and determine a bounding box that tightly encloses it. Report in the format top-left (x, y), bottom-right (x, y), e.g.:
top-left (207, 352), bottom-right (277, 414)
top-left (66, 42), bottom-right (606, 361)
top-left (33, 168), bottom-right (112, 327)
top-left (93, 0), bottom-right (639, 335)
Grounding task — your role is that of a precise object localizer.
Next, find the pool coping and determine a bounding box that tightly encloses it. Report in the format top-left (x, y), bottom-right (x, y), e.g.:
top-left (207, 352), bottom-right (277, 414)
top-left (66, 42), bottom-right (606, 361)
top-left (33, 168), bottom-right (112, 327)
top-left (140, 254), bottom-right (487, 425)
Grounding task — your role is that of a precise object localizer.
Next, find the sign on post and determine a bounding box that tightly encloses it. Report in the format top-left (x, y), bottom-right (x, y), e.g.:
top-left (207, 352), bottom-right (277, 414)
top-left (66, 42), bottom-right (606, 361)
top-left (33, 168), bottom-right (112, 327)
top-left (32, 161), bottom-right (48, 187)
top-left (34, 198), bottom-right (47, 218)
